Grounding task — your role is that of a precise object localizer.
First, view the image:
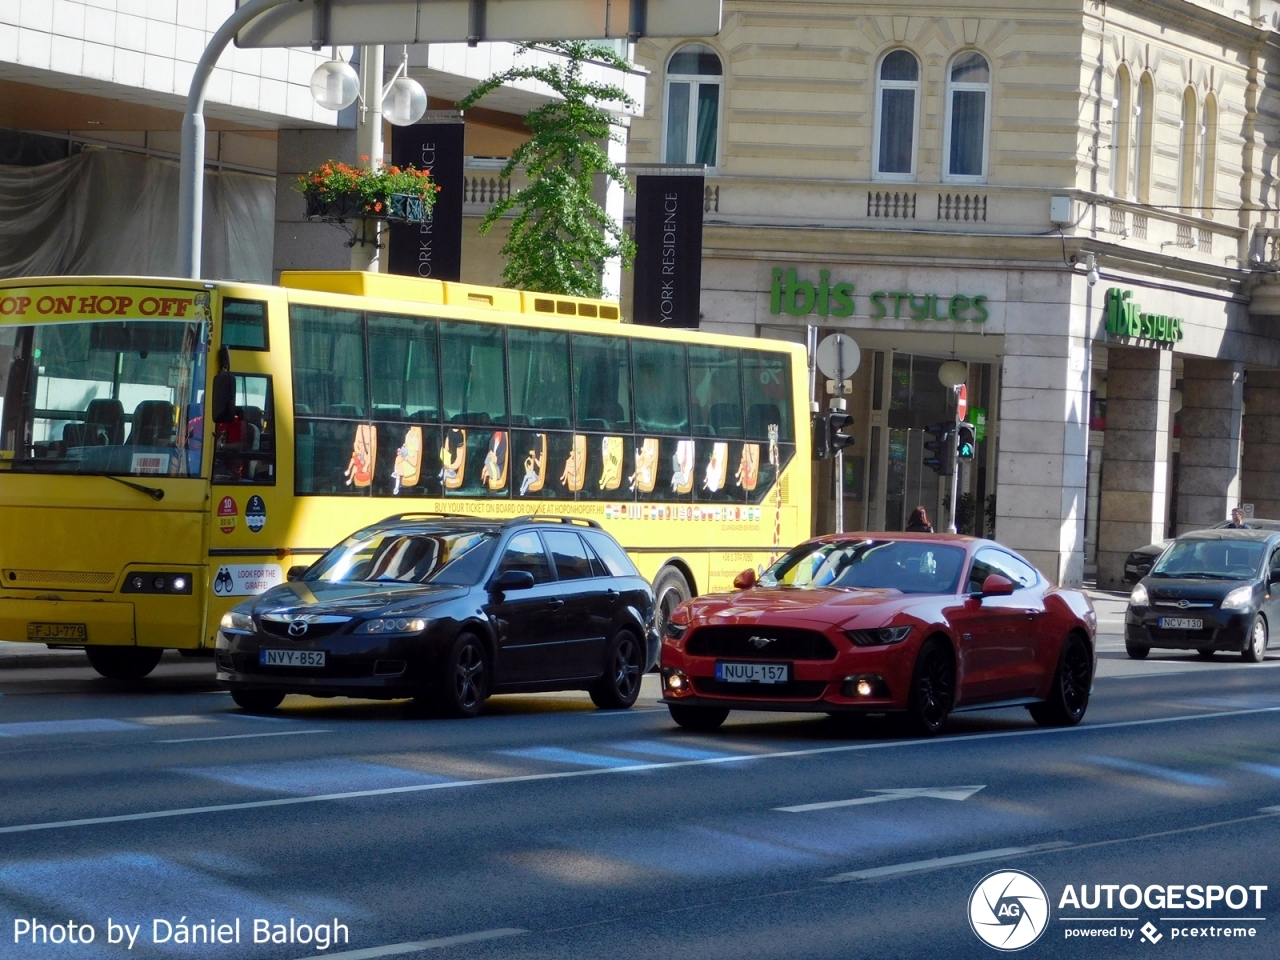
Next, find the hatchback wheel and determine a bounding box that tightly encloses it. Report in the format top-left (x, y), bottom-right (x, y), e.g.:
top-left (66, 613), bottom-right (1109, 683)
top-left (1029, 634), bottom-right (1092, 727)
top-left (1124, 641), bottom-right (1150, 660)
top-left (590, 629), bottom-right (643, 710)
top-left (439, 633), bottom-right (490, 718)
top-left (231, 689), bottom-right (285, 713)
top-left (906, 639), bottom-right (953, 736)
top-left (668, 704), bottom-right (729, 731)
top-left (85, 646), bottom-right (163, 680)
top-left (1243, 615), bottom-right (1268, 663)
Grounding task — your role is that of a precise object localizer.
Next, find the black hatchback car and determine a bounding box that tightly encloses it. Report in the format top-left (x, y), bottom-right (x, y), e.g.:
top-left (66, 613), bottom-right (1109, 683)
top-left (216, 515), bottom-right (657, 716)
top-left (1125, 529), bottom-right (1280, 661)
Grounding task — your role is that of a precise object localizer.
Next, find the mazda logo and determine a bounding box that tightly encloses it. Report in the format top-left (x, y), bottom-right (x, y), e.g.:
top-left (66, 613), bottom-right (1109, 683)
top-left (748, 635), bottom-right (776, 649)
top-left (288, 619), bottom-right (309, 637)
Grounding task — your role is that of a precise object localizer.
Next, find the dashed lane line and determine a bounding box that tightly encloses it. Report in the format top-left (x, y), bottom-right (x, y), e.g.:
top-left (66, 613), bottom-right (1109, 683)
top-left (293, 928), bottom-right (526, 959)
top-left (1, 705), bottom-right (1278, 836)
top-left (157, 729), bottom-right (333, 744)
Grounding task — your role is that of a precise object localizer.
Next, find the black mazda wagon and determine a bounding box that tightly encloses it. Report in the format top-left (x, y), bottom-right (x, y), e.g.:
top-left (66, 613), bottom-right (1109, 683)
top-left (216, 514), bottom-right (657, 717)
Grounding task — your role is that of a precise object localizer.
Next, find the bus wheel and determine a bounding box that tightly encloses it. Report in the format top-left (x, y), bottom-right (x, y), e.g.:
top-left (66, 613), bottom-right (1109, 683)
top-left (85, 646), bottom-right (163, 680)
top-left (653, 566), bottom-right (692, 640)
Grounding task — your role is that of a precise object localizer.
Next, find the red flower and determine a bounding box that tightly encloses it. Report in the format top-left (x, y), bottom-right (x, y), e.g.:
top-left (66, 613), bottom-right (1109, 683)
top-left (374, 201), bottom-right (383, 212)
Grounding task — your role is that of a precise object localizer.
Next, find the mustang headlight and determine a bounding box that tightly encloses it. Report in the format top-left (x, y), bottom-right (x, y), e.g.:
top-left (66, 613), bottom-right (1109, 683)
top-left (1129, 583), bottom-right (1149, 608)
top-left (355, 617), bottom-right (428, 635)
top-left (846, 626), bottom-right (912, 647)
top-left (1220, 585), bottom-right (1253, 611)
top-left (219, 611), bottom-right (256, 634)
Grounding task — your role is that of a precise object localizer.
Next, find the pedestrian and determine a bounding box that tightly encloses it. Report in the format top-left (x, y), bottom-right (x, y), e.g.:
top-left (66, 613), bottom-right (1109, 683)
top-left (1225, 506), bottom-right (1251, 529)
top-left (906, 506), bottom-right (934, 533)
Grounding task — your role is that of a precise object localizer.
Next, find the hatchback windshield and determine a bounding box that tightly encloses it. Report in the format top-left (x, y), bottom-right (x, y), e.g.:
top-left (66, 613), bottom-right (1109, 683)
top-left (306, 530), bottom-right (497, 585)
top-left (1149, 539), bottom-right (1265, 580)
top-left (760, 539), bottom-right (966, 594)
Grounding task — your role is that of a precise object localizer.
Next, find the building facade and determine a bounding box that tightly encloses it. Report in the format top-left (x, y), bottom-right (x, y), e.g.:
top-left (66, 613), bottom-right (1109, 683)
top-left (625, 0), bottom-right (1280, 587)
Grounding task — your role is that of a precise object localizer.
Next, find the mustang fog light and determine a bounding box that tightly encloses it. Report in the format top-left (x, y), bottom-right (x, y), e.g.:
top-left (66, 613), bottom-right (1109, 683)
top-left (663, 668), bottom-right (690, 694)
top-left (842, 674), bottom-right (889, 698)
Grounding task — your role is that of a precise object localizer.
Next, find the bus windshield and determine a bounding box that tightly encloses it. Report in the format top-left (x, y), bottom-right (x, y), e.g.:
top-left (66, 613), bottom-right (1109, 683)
top-left (0, 318), bottom-right (207, 477)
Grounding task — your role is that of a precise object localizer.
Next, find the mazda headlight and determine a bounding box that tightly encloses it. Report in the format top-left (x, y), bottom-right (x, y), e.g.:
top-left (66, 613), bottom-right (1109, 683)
top-left (1129, 583), bottom-right (1149, 608)
top-left (1220, 586), bottom-right (1254, 611)
top-left (355, 617), bottom-right (428, 635)
top-left (846, 626), bottom-right (912, 647)
top-left (219, 611), bottom-right (256, 634)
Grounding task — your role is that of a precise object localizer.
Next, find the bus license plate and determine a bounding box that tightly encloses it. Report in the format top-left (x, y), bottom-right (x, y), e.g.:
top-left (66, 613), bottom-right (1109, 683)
top-left (715, 661), bottom-right (789, 684)
top-left (1158, 618), bottom-right (1203, 630)
top-left (259, 649), bottom-right (325, 668)
top-left (27, 622), bottom-right (87, 642)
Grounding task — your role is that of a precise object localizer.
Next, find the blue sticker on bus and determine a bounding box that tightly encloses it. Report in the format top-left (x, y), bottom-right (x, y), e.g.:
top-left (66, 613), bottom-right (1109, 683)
top-left (245, 495), bottom-right (266, 533)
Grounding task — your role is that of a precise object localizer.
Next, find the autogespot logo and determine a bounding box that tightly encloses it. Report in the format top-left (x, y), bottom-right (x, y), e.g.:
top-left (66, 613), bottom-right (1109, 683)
top-left (969, 870), bottom-right (1050, 951)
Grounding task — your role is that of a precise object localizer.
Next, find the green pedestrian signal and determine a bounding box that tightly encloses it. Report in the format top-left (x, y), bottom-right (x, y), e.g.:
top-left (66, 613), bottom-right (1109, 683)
top-left (957, 421), bottom-right (977, 461)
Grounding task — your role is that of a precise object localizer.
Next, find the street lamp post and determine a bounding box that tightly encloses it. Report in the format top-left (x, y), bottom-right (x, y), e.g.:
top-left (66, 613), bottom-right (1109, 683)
top-left (178, 0), bottom-right (300, 280)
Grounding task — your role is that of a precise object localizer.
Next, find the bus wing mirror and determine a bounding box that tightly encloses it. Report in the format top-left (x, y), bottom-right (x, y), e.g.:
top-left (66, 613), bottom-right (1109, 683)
top-left (733, 568), bottom-right (758, 590)
top-left (211, 372), bottom-right (236, 424)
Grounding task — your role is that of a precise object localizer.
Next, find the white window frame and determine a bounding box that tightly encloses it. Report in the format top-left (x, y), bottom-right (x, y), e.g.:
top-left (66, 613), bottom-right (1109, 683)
top-left (661, 46), bottom-right (724, 171)
top-left (941, 51), bottom-right (992, 183)
top-left (872, 49), bottom-right (921, 182)
top-left (1177, 87), bottom-right (1198, 213)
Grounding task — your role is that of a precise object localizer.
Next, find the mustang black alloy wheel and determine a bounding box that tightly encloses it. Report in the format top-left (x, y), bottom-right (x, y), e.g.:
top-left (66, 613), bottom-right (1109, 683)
top-left (906, 639), bottom-right (954, 736)
top-left (668, 704), bottom-right (729, 731)
top-left (590, 629), bottom-right (643, 710)
top-left (1029, 634), bottom-right (1091, 727)
top-left (439, 633), bottom-right (490, 718)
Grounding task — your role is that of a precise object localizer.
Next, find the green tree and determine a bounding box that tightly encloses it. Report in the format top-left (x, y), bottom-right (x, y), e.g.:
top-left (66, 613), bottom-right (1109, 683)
top-left (459, 41), bottom-right (636, 297)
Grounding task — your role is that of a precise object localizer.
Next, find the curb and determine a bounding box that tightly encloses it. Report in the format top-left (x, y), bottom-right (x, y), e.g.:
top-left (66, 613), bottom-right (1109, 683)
top-left (0, 650), bottom-right (196, 672)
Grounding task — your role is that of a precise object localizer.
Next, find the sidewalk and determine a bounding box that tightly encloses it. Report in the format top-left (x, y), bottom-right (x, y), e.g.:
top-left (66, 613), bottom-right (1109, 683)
top-left (0, 641), bottom-right (89, 670)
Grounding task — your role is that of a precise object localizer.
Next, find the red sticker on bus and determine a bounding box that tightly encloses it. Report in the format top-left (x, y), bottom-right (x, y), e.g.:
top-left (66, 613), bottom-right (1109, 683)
top-left (217, 496), bottom-right (237, 534)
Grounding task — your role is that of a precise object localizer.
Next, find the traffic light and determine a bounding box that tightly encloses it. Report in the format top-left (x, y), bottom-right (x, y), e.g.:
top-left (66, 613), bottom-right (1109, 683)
top-left (923, 421), bottom-right (955, 476)
top-left (828, 413), bottom-right (855, 455)
top-left (812, 413), bottom-right (830, 461)
top-left (957, 421), bottom-right (977, 461)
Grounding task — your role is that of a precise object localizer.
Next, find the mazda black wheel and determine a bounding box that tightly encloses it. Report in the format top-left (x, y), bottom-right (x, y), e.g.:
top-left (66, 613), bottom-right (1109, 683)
top-left (439, 633), bottom-right (490, 718)
top-left (590, 630), bottom-right (643, 710)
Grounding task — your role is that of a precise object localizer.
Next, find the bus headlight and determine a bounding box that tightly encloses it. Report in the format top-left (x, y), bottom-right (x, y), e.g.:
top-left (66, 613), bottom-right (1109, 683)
top-left (219, 611), bottom-right (257, 634)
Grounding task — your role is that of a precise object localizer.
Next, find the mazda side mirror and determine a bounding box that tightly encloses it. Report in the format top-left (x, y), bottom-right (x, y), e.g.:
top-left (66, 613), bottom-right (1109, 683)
top-left (492, 570), bottom-right (535, 592)
top-left (980, 573), bottom-right (1016, 597)
top-left (733, 568), bottom-right (758, 590)
top-left (286, 565), bottom-right (310, 582)
top-left (211, 371), bottom-right (236, 424)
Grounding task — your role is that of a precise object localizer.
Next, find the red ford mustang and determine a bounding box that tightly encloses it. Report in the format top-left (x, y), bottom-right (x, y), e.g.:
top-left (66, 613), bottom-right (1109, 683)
top-left (661, 533), bottom-right (1097, 735)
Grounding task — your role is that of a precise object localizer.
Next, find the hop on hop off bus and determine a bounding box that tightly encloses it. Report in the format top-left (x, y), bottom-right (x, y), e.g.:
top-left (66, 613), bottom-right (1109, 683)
top-left (0, 272), bottom-right (810, 679)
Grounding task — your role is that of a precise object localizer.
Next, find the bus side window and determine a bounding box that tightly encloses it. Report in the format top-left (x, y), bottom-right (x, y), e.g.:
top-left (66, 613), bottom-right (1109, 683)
top-left (221, 300), bottom-right (269, 350)
top-left (571, 334), bottom-right (631, 432)
top-left (212, 374), bottom-right (275, 485)
top-left (632, 340), bottom-right (689, 435)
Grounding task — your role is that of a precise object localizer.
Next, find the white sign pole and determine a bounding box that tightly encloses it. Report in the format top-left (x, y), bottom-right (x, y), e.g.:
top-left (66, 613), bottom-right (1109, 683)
top-left (350, 43), bottom-right (385, 272)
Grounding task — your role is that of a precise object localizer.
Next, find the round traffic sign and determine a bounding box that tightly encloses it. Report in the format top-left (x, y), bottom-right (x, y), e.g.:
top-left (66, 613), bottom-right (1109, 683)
top-left (815, 333), bottom-right (861, 381)
top-left (957, 384), bottom-right (968, 421)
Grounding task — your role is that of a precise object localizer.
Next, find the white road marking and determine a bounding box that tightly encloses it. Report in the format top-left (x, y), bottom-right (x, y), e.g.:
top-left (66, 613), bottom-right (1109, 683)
top-left (776, 785), bottom-right (985, 812)
top-left (157, 730), bottom-right (333, 744)
top-left (296, 928), bottom-right (526, 959)
top-left (1, 706), bottom-right (1278, 836)
top-left (824, 842), bottom-right (1073, 882)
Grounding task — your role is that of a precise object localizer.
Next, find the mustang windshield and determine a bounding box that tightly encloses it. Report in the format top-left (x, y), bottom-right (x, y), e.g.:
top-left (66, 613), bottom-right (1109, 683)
top-left (760, 539), bottom-right (966, 594)
top-left (307, 530), bottom-right (498, 586)
top-left (1149, 539), bottom-right (1265, 580)
top-left (0, 318), bottom-right (207, 477)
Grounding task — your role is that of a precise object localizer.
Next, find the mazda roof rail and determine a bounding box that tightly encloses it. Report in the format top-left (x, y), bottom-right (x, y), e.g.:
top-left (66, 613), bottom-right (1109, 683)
top-left (382, 512), bottom-right (481, 523)
top-left (501, 515), bottom-right (602, 530)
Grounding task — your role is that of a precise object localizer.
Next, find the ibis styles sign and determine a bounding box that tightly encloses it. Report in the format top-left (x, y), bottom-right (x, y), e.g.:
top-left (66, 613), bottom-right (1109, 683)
top-left (768, 268), bottom-right (988, 323)
top-left (1104, 287), bottom-right (1184, 344)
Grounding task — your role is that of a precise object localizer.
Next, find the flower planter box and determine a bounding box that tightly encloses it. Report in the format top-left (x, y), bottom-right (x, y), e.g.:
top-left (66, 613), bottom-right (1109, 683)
top-left (305, 192), bottom-right (427, 224)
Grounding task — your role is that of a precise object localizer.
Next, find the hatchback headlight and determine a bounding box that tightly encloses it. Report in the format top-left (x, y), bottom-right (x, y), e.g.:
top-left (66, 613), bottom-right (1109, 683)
top-left (355, 617), bottom-right (427, 635)
top-left (1221, 586), bottom-right (1254, 611)
top-left (846, 626), bottom-right (912, 647)
top-left (219, 611), bottom-right (256, 634)
top-left (1129, 583), bottom-right (1149, 607)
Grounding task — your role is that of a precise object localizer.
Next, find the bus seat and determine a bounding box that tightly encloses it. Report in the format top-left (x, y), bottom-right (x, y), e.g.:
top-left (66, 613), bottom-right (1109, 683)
top-left (330, 403), bottom-right (364, 419)
top-left (63, 423), bottom-right (98, 447)
top-left (373, 404), bottom-right (405, 421)
top-left (128, 400), bottom-right (176, 446)
top-left (577, 418), bottom-right (607, 432)
top-left (533, 416), bottom-right (570, 429)
top-left (747, 403), bottom-right (781, 438)
top-left (241, 406), bottom-right (264, 450)
top-left (450, 411), bottom-right (492, 425)
top-left (86, 398), bottom-right (125, 444)
top-left (709, 403), bottom-right (743, 437)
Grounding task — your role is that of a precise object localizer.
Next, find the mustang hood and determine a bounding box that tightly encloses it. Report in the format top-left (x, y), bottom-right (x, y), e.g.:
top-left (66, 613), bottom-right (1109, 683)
top-left (686, 587), bottom-right (912, 627)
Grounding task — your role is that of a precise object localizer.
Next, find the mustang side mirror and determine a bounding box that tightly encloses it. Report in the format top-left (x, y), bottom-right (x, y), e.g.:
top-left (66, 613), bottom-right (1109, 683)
top-left (733, 568), bottom-right (758, 590)
top-left (492, 569), bottom-right (535, 592)
top-left (211, 371), bottom-right (236, 424)
top-left (286, 565), bottom-right (310, 582)
top-left (980, 573), bottom-right (1016, 597)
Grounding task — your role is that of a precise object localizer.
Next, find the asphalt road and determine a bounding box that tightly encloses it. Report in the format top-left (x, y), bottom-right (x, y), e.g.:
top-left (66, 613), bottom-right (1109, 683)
top-left (0, 597), bottom-right (1278, 960)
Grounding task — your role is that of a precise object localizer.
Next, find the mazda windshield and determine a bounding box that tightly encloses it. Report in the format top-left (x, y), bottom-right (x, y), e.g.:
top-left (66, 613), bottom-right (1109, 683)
top-left (760, 539), bottom-right (966, 594)
top-left (305, 529), bottom-right (498, 586)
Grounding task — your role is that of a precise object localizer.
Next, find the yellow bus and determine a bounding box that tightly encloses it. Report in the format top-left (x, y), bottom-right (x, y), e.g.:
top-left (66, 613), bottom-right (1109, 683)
top-left (0, 271), bottom-right (810, 679)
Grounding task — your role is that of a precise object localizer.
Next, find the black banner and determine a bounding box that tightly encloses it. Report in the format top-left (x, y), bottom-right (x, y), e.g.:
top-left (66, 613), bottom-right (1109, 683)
top-left (632, 174), bottom-right (704, 328)
top-left (388, 120), bottom-right (465, 281)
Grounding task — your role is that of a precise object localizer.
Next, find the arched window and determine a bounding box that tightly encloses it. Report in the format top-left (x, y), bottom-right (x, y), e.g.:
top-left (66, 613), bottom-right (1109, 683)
top-left (873, 49), bottom-right (920, 179)
top-left (1200, 94), bottom-right (1218, 220)
top-left (663, 43), bottom-right (722, 167)
top-left (1110, 65), bottom-right (1132, 196)
top-left (1178, 88), bottom-right (1197, 212)
top-left (943, 52), bottom-right (991, 181)
top-left (1135, 72), bottom-right (1155, 203)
